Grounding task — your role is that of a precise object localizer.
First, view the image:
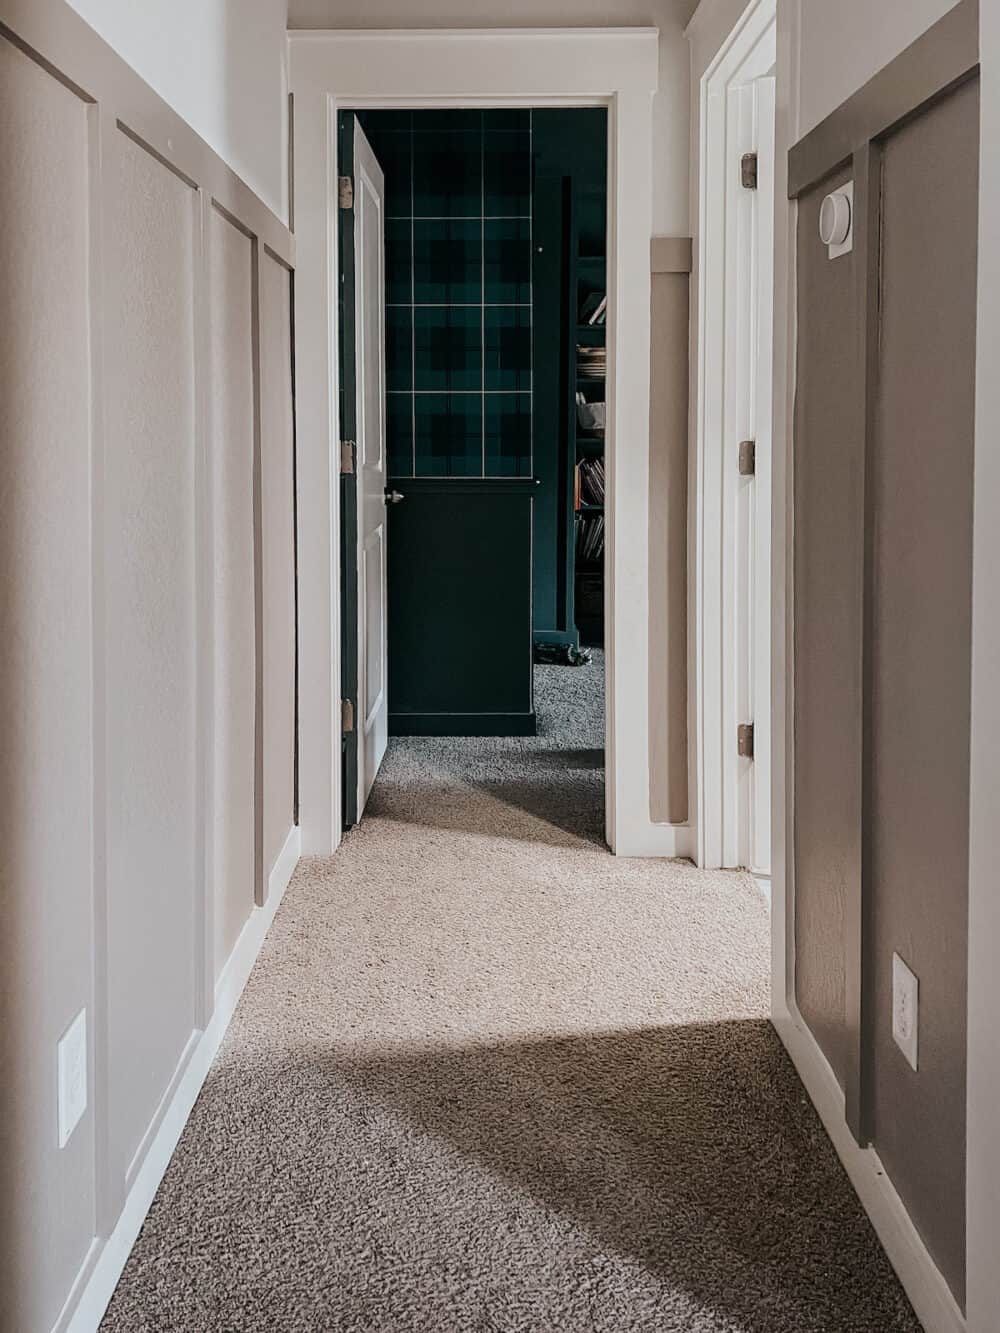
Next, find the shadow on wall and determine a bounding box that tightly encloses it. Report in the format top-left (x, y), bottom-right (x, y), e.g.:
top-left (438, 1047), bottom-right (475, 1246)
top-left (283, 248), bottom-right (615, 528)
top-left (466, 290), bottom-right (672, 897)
top-left (101, 1020), bottom-right (919, 1332)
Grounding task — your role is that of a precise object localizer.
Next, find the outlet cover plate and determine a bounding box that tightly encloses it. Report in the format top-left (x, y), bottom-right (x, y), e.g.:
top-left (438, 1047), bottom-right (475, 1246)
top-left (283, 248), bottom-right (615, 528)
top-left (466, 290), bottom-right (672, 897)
top-left (892, 953), bottom-right (919, 1072)
top-left (57, 1008), bottom-right (87, 1148)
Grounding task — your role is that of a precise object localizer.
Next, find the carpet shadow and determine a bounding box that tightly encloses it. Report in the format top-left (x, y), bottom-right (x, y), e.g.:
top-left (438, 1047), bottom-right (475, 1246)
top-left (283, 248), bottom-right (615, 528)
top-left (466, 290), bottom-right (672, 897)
top-left (329, 1022), bottom-right (919, 1333)
top-left (368, 763), bottom-right (608, 850)
top-left (100, 1022), bottom-right (921, 1333)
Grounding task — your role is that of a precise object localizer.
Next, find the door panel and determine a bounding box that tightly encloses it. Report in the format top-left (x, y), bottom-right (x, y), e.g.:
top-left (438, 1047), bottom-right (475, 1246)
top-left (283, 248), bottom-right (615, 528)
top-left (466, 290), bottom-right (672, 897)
top-left (354, 126), bottom-right (389, 814)
top-left (339, 114), bottom-right (389, 824)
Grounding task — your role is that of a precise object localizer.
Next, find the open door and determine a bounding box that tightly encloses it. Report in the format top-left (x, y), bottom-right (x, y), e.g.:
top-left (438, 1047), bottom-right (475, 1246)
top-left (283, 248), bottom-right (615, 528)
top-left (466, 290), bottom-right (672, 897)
top-left (339, 113), bottom-right (391, 826)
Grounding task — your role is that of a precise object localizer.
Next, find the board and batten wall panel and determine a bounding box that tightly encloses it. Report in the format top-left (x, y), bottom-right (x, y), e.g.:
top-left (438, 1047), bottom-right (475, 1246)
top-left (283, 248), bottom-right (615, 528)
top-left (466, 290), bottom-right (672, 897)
top-left (790, 1), bottom-right (978, 1306)
top-left (648, 240), bottom-right (690, 826)
top-left (260, 251), bottom-right (297, 879)
top-left (105, 126), bottom-right (201, 1188)
top-left (868, 75), bottom-right (978, 1305)
top-left (792, 165), bottom-right (859, 1090)
top-left (210, 207), bottom-right (257, 974)
top-left (0, 33), bottom-right (97, 1333)
top-left (0, 2), bottom-right (297, 1327)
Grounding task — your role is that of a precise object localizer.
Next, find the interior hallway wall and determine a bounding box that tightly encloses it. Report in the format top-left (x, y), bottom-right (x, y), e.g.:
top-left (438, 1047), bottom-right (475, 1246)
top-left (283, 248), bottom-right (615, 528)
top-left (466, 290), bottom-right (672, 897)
top-left (65, 0), bottom-right (290, 221)
top-left (0, 4), bottom-right (297, 1329)
top-left (796, 0), bottom-right (962, 136)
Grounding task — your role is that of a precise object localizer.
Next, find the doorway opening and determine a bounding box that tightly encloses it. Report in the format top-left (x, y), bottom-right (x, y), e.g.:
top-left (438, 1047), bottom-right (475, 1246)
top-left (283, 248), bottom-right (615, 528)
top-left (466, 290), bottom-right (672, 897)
top-left (337, 106), bottom-right (610, 845)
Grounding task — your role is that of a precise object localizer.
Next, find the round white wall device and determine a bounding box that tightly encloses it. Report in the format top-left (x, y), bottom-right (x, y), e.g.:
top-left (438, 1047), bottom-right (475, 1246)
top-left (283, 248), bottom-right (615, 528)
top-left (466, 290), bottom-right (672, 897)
top-left (819, 189), bottom-right (852, 247)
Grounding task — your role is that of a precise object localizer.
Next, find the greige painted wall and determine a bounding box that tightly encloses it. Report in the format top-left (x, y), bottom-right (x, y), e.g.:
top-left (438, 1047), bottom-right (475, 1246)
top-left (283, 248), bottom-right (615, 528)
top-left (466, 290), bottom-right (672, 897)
top-left (868, 76), bottom-right (978, 1304)
top-left (792, 166), bottom-right (858, 1090)
top-left (105, 128), bottom-right (202, 1188)
top-left (0, 36), bottom-right (97, 1331)
top-left (261, 254), bottom-right (298, 877)
top-left (648, 254), bottom-right (691, 825)
top-left (791, 37), bottom-right (978, 1310)
top-left (211, 209), bottom-right (258, 974)
top-left (0, 3), bottom-right (297, 1326)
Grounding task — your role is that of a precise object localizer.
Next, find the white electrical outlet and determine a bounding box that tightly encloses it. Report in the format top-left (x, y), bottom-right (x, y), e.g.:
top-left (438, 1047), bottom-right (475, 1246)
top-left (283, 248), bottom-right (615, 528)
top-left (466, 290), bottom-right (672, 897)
top-left (892, 953), bottom-right (919, 1072)
top-left (57, 1008), bottom-right (88, 1148)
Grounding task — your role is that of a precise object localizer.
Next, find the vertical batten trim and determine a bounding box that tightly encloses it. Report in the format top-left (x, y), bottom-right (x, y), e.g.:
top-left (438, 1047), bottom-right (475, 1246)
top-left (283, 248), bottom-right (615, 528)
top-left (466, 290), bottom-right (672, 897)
top-left (194, 183), bottom-right (214, 1032)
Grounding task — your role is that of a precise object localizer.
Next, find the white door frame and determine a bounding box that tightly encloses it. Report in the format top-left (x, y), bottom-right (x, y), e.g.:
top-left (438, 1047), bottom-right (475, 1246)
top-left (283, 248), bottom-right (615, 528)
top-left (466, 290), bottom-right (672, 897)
top-left (693, 0), bottom-right (777, 874)
top-left (290, 26), bottom-right (694, 859)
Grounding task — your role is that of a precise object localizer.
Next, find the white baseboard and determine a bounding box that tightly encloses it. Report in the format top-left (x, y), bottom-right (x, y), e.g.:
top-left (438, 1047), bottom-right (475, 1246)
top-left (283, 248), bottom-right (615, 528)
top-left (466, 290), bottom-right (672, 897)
top-left (773, 1000), bottom-right (967, 1333)
top-left (60, 825), bottom-right (302, 1333)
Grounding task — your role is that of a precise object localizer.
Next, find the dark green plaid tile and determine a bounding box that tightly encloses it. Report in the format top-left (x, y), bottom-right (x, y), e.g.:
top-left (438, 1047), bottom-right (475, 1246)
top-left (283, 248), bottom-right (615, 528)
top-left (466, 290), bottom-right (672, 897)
top-left (484, 132), bottom-right (531, 216)
top-left (386, 392), bottom-right (414, 477)
top-left (386, 219), bottom-right (412, 305)
top-left (363, 131), bottom-right (412, 219)
top-left (412, 109), bottom-right (483, 135)
top-left (484, 219), bottom-right (531, 304)
top-left (485, 393), bottom-right (532, 477)
top-left (485, 307), bottom-right (531, 391)
top-left (414, 307), bottom-right (482, 392)
top-left (358, 110), bottom-right (412, 136)
top-left (483, 109), bottom-right (531, 133)
top-left (415, 393), bottom-right (483, 476)
top-left (413, 132), bottom-right (482, 218)
top-left (413, 219), bottom-right (481, 304)
top-left (386, 305), bottom-right (412, 392)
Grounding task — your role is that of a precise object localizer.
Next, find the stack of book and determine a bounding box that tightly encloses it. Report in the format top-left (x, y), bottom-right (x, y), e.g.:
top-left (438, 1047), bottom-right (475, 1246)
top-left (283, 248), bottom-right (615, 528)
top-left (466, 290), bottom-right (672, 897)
top-left (577, 456), bottom-right (605, 507)
top-left (579, 293), bottom-right (607, 325)
top-left (577, 344), bottom-right (607, 380)
top-left (576, 514), bottom-right (605, 563)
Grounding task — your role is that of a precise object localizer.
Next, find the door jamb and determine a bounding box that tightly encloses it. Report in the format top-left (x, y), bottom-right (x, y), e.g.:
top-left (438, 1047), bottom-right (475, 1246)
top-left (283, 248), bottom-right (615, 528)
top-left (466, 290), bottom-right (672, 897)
top-left (693, 0), bottom-right (777, 875)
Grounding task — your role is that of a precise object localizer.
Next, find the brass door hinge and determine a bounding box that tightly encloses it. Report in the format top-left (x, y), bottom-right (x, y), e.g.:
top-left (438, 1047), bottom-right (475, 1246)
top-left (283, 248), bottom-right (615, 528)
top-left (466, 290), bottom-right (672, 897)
top-left (342, 699), bottom-right (355, 734)
top-left (340, 441), bottom-right (356, 475)
top-left (740, 152), bottom-right (758, 190)
top-left (737, 722), bottom-right (755, 759)
top-left (738, 439), bottom-right (756, 477)
top-left (338, 175), bottom-right (354, 210)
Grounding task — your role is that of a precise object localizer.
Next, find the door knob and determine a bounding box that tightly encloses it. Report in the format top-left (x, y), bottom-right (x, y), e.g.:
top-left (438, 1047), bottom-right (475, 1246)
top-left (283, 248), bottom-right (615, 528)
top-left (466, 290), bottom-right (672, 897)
top-left (384, 488), bottom-right (405, 505)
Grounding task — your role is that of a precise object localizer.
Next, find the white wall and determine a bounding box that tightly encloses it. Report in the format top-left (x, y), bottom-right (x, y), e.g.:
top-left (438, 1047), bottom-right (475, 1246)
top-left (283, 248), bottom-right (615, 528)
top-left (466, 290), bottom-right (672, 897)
top-left (287, 0), bottom-right (694, 236)
top-left (796, 0), bottom-right (961, 135)
top-left (66, 0), bottom-right (290, 221)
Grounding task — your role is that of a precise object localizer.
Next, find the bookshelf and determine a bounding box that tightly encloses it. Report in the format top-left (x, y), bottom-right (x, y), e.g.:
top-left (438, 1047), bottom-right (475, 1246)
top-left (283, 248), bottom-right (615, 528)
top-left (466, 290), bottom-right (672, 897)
top-left (531, 108), bottom-right (607, 656)
top-left (572, 184), bottom-right (606, 646)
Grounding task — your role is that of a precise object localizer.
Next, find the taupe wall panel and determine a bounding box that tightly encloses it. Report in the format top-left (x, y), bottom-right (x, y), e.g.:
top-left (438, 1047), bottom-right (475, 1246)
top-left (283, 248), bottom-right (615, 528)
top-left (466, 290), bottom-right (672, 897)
top-left (793, 167), bottom-right (860, 1089)
top-left (0, 34), bottom-right (96, 1332)
top-left (0, 1), bottom-right (297, 1326)
top-left (869, 77), bottom-right (978, 1304)
top-left (210, 209), bottom-right (257, 975)
top-left (648, 263), bottom-right (689, 825)
top-left (260, 252), bottom-right (297, 881)
top-left (105, 128), bottom-right (200, 1184)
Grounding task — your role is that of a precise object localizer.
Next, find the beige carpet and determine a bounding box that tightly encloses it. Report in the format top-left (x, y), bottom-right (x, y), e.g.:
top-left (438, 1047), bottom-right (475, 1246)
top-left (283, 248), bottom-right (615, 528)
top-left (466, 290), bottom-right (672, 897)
top-left (102, 655), bottom-right (918, 1331)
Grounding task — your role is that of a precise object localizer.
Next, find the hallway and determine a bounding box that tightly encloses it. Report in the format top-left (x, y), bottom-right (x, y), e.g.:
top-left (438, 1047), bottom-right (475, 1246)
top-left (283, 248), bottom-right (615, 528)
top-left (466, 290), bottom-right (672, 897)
top-left (102, 659), bottom-right (917, 1332)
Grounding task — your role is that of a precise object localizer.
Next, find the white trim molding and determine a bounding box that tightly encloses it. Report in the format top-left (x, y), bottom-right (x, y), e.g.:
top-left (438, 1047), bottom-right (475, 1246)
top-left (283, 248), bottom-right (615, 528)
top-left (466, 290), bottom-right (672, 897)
top-left (60, 826), bottom-right (301, 1333)
top-left (289, 26), bottom-right (694, 859)
top-left (692, 0), bottom-right (777, 873)
top-left (774, 999), bottom-right (967, 1333)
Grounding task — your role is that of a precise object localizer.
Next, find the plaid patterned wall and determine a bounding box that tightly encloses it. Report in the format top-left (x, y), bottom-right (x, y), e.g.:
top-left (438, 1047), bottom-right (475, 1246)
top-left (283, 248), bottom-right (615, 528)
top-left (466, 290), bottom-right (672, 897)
top-left (358, 109), bottom-right (534, 479)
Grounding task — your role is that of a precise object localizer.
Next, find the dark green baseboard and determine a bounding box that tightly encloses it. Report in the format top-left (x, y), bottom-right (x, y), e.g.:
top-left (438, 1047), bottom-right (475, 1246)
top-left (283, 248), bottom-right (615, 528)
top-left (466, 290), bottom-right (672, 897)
top-left (390, 712), bottom-right (537, 737)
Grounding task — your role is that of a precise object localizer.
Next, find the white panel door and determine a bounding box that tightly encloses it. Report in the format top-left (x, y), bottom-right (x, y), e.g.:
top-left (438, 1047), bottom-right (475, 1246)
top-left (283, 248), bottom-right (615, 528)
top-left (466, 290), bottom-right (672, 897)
top-left (353, 124), bottom-right (389, 815)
